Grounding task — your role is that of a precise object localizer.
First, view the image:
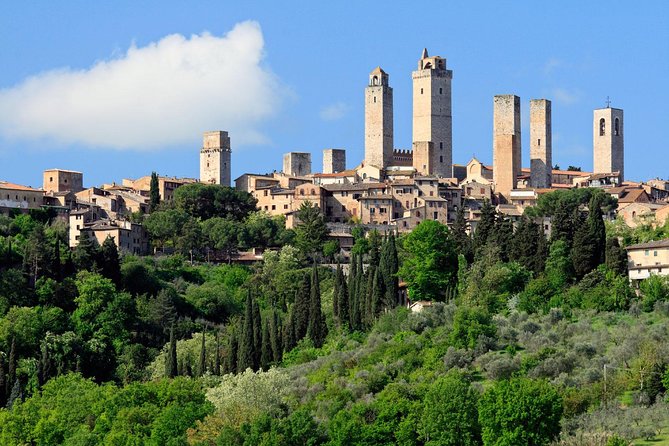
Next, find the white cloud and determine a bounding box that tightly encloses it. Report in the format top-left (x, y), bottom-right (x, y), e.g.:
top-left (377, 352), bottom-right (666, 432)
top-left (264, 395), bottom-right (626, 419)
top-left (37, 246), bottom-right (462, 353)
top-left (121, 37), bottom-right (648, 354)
top-left (543, 57), bottom-right (563, 75)
top-left (551, 87), bottom-right (580, 105)
top-left (319, 102), bottom-right (348, 121)
top-left (0, 21), bottom-right (283, 150)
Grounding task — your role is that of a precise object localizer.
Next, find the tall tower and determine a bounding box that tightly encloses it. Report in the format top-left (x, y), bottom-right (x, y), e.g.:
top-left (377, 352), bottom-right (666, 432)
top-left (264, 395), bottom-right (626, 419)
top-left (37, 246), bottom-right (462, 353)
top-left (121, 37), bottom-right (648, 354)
top-left (364, 67), bottom-right (393, 169)
top-left (200, 131), bottom-right (231, 186)
top-left (412, 48), bottom-right (453, 177)
top-left (593, 106), bottom-right (624, 181)
top-left (323, 148), bottom-right (346, 174)
top-left (530, 99), bottom-right (552, 188)
top-left (493, 95), bottom-right (521, 200)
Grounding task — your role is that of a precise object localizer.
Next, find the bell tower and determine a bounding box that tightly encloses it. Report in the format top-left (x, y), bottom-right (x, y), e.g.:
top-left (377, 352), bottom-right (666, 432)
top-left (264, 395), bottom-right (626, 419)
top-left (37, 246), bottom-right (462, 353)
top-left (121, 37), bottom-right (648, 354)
top-left (364, 67), bottom-right (394, 169)
top-left (593, 104), bottom-right (624, 181)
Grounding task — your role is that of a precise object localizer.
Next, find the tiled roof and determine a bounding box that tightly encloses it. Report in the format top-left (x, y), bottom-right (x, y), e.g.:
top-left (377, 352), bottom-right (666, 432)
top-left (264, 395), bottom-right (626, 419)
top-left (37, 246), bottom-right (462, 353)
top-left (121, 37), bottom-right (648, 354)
top-left (626, 239), bottom-right (669, 250)
top-left (0, 181), bottom-right (43, 192)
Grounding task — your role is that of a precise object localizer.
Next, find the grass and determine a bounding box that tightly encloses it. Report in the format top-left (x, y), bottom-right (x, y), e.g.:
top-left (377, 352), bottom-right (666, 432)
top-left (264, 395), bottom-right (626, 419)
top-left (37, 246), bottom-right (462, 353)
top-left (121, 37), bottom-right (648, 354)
top-left (635, 432), bottom-right (669, 445)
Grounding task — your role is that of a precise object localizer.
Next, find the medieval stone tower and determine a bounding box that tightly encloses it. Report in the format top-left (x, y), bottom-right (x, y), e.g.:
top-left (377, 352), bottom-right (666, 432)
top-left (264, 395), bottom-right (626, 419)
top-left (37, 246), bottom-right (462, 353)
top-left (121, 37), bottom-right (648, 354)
top-left (530, 99), bottom-right (552, 188)
top-left (323, 148), bottom-right (346, 174)
top-left (412, 48), bottom-right (453, 177)
top-left (493, 95), bottom-right (521, 200)
top-left (593, 106), bottom-right (624, 181)
top-left (200, 131), bottom-right (231, 186)
top-left (283, 152), bottom-right (312, 177)
top-left (364, 67), bottom-right (394, 169)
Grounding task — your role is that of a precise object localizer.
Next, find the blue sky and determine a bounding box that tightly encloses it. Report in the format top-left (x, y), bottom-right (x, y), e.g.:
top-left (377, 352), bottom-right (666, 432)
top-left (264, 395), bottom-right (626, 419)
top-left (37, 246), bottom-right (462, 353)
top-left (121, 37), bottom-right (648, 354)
top-left (1, 1), bottom-right (667, 188)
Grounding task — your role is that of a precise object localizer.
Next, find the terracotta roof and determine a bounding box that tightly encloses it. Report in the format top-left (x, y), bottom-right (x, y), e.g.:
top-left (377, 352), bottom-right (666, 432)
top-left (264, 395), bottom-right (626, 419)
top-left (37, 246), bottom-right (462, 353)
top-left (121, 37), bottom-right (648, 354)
top-left (626, 239), bottom-right (669, 250)
top-left (322, 182), bottom-right (385, 192)
top-left (588, 172), bottom-right (620, 180)
top-left (618, 189), bottom-right (648, 203)
top-left (358, 194), bottom-right (393, 200)
top-left (313, 169), bottom-right (356, 178)
top-left (0, 181), bottom-right (43, 192)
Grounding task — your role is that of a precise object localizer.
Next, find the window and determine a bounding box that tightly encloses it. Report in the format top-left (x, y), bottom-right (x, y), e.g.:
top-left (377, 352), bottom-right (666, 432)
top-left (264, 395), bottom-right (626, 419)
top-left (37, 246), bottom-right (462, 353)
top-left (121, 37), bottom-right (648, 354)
top-left (440, 156), bottom-right (443, 163)
top-left (374, 96), bottom-right (376, 103)
top-left (420, 88), bottom-right (423, 94)
top-left (311, 189), bottom-right (315, 195)
top-left (271, 205), bottom-right (276, 210)
top-left (439, 142), bottom-right (443, 149)
top-left (283, 204), bottom-right (288, 210)
top-left (50, 177), bottom-right (53, 182)
top-left (439, 87), bottom-right (443, 94)
top-left (614, 118), bottom-right (620, 136)
top-left (264, 190), bottom-right (268, 196)
top-left (538, 139), bottom-right (541, 146)
top-left (433, 212), bottom-right (438, 219)
top-left (300, 190), bottom-right (304, 196)
top-left (654, 251), bottom-right (658, 257)
top-left (405, 201), bottom-right (409, 208)
top-left (480, 188), bottom-right (485, 194)
top-left (645, 250), bottom-right (649, 256)
top-left (599, 118), bottom-right (606, 136)
top-left (429, 191), bottom-right (434, 196)
top-left (342, 205), bottom-right (346, 212)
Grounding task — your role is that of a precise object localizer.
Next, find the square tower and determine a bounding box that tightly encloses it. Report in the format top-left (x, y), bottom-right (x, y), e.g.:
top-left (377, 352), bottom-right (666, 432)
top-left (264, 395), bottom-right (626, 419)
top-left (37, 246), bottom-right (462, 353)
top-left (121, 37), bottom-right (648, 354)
top-left (43, 169), bottom-right (84, 193)
top-left (493, 95), bottom-right (521, 200)
top-left (530, 99), bottom-right (552, 188)
top-left (364, 67), bottom-right (393, 169)
top-left (200, 131), bottom-right (231, 186)
top-left (412, 48), bottom-right (453, 177)
top-left (593, 107), bottom-right (624, 181)
top-left (323, 148), bottom-right (346, 174)
top-left (283, 152), bottom-right (311, 177)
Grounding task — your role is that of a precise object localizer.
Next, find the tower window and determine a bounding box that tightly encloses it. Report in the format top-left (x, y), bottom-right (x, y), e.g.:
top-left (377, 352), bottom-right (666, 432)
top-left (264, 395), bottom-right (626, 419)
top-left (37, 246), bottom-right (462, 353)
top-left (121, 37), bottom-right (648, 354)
top-left (420, 88), bottom-right (423, 94)
top-left (599, 118), bottom-right (606, 136)
top-left (439, 88), bottom-right (443, 94)
top-left (439, 142), bottom-right (443, 149)
top-left (374, 96), bottom-right (376, 103)
top-left (537, 139), bottom-right (541, 146)
top-left (614, 118), bottom-right (620, 136)
top-left (440, 156), bottom-right (443, 163)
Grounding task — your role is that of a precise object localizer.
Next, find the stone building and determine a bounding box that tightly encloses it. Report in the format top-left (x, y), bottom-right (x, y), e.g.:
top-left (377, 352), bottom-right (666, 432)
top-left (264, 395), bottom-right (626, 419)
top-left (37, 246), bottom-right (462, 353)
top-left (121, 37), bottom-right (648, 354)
top-left (283, 152), bottom-right (312, 177)
top-left (412, 48), bottom-right (453, 177)
top-left (0, 181), bottom-right (44, 214)
top-left (365, 67), bottom-right (394, 170)
top-left (123, 175), bottom-right (196, 202)
top-left (593, 106), bottom-right (624, 181)
top-left (200, 131), bottom-right (232, 186)
top-left (530, 99), bottom-right (552, 188)
top-left (43, 169), bottom-right (84, 193)
top-left (323, 148), bottom-right (346, 174)
top-left (493, 95), bottom-right (521, 200)
top-left (627, 239), bottom-right (669, 282)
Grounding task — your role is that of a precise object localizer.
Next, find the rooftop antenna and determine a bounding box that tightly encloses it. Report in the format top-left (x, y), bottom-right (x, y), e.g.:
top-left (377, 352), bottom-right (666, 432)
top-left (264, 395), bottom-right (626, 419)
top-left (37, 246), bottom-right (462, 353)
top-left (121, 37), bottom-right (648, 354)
top-left (605, 96), bottom-right (611, 108)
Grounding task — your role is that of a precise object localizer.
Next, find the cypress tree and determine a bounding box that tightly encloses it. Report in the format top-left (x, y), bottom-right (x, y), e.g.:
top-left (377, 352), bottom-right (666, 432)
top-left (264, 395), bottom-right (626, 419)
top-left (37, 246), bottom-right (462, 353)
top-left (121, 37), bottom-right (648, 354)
top-left (364, 266), bottom-right (375, 327)
top-left (0, 359), bottom-right (5, 408)
top-left (551, 201), bottom-right (575, 246)
top-left (606, 238), bottom-right (628, 276)
top-left (283, 311), bottom-right (297, 353)
top-left (260, 317), bottom-right (271, 371)
top-left (100, 235), bottom-right (121, 285)
top-left (571, 213), bottom-right (597, 279)
top-left (197, 330), bottom-right (206, 377)
top-left (252, 299), bottom-right (262, 370)
top-left (493, 215), bottom-right (514, 262)
top-left (511, 218), bottom-right (544, 273)
top-left (336, 266), bottom-right (349, 329)
top-left (225, 330), bottom-right (238, 375)
top-left (371, 267), bottom-right (385, 318)
top-left (72, 231), bottom-right (100, 272)
top-left (384, 234), bottom-right (399, 308)
top-left (7, 338), bottom-right (16, 396)
top-left (474, 200), bottom-right (496, 257)
top-left (333, 264), bottom-right (340, 320)
top-left (293, 275), bottom-right (311, 341)
top-left (269, 310), bottom-right (283, 363)
top-left (214, 331), bottom-right (221, 376)
top-left (588, 195), bottom-right (606, 266)
top-left (52, 237), bottom-right (62, 281)
top-left (149, 171), bottom-right (160, 212)
top-left (452, 205), bottom-right (473, 262)
top-left (165, 324), bottom-right (178, 378)
top-left (307, 264), bottom-right (328, 348)
top-left (238, 291), bottom-right (255, 371)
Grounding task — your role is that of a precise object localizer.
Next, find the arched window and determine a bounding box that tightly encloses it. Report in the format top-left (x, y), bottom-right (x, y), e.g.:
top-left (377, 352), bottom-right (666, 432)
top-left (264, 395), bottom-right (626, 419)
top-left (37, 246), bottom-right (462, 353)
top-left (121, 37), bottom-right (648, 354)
top-left (372, 75), bottom-right (378, 86)
top-left (599, 118), bottom-right (606, 136)
top-left (439, 87), bottom-right (443, 94)
top-left (614, 118), bottom-right (620, 136)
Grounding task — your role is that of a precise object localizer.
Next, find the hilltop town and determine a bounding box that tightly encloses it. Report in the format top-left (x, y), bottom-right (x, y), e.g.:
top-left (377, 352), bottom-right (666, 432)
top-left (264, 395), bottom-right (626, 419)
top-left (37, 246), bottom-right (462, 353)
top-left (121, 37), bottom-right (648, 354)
top-left (1, 49), bottom-right (667, 261)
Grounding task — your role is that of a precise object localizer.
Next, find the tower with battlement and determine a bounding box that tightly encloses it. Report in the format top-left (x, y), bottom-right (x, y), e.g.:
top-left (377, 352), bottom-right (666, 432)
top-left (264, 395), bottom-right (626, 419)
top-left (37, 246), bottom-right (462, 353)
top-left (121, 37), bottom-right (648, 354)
top-left (493, 95), bottom-right (521, 200)
top-left (530, 99), bottom-right (552, 188)
top-left (412, 48), bottom-right (453, 177)
top-left (200, 131), bottom-right (231, 186)
top-left (593, 106), bottom-right (624, 181)
top-left (364, 67), bottom-right (394, 170)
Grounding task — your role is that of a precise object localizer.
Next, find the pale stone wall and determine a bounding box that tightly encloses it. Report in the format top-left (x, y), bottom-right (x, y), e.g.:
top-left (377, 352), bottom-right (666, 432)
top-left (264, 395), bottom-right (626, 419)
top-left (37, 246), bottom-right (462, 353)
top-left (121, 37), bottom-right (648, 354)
top-left (323, 148), bottom-right (346, 174)
top-left (364, 69), bottom-right (393, 169)
top-left (200, 131), bottom-right (231, 186)
top-left (0, 187), bottom-right (44, 210)
top-left (43, 169), bottom-right (83, 193)
top-left (412, 141), bottom-right (433, 175)
top-left (593, 108), bottom-right (624, 181)
top-left (530, 99), bottom-right (552, 188)
top-left (283, 152), bottom-right (311, 177)
top-left (493, 95), bottom-right (521, 200)
top-left (412, 51), bottom-right (452, 177)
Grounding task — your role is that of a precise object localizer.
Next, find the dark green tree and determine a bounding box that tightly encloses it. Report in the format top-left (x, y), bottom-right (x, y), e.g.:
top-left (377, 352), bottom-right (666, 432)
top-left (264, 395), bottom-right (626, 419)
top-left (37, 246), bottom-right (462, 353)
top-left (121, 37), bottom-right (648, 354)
top-left (371, 267), bottom-right (384, 319)
top-left (260, 317), bottom-right (271, 371)
top-left (571, 213), bottom-right (598, 279)
top-left (282, 311), bottom-right (297, 353)
top-left (293, 274), bottom-right (311, 341)
top-left (269, 309), bottom-right (283, 363)
top-left (379, 233), bottom-right (399, 309)
top-left (0, 359), bottom-right (5, 407)
top-left (588, 194), bottom-right (607, 266)
top-left (605, 237), bottom-right (628, 275)
top-left (550, 201), bottom-right (575, 246)
top-left (307, 265), bottom-right (328, 348)
top-left (474, 200), bottom-right (496, 257)
top-left (214, 331), bottom-right (221, 376)
top-left (294, 201), bottom-right (329, 258)
top-left (100, 235), bottom-right (121, 285)
top-left (165, 324), bottom-right (178, 378)
top-left (197, 330), bottom-right (206, 377)
top-left (7, 337), bottom-right (16, 397)
top-left (238, 292), bottom-right (255, 371)
top-left (149, 171), bottom-right (160, 212)
top-left (492, 215), bottom-right (514, 262)
top-left (252, 299), bottom-right (262, 370)
top-left (72, 231), bottom-right (100, 272)
top-left (225, 329), bottom-right (238, 375)
top-left (452, 205), bottom-right (473, 262)
top-left (335, 265), bottom-right (349, 328)
top-left (23, 224), bottom-right (50, 285)
top-left (510, 218), bottom-right (547, 274)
